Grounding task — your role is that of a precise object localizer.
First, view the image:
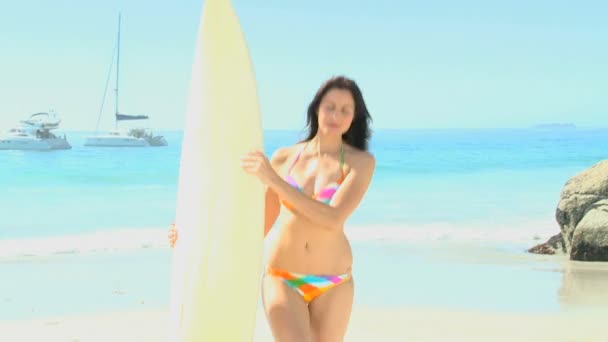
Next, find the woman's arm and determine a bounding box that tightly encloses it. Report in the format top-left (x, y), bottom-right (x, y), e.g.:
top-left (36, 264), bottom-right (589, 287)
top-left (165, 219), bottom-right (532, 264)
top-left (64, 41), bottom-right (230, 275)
top-left (268, 152), bottom-right (375, 231)
top-left (264, 186), bottom-right (280, 237)
top-left (241, 147), bottom-right (375, 232)
top-left (262, 148), bottom-right (288, 236)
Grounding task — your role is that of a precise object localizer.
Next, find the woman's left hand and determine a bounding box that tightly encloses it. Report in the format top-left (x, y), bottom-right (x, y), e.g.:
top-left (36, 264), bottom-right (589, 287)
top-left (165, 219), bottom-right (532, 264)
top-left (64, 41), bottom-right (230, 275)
top-left (240, 150), bottom-right (279, 185)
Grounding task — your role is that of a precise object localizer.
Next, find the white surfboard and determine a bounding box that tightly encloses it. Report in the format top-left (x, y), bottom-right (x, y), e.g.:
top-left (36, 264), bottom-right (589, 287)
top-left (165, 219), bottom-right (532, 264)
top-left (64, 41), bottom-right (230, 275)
top-left (167, 0), bottom-right (265, 340)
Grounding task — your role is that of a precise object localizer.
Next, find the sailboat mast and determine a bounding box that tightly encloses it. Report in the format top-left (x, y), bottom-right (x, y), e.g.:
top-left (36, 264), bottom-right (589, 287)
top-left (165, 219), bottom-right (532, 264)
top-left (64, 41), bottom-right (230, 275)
top-left (115, 13), bottom-right (121, 130)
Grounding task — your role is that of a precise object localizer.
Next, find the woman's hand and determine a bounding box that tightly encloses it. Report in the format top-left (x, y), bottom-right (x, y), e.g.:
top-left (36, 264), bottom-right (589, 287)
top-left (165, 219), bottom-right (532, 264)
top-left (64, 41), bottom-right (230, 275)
top-left (168, 223), bottom-right (178, 248)
top-left (240, 150), bottom-right (280, 186)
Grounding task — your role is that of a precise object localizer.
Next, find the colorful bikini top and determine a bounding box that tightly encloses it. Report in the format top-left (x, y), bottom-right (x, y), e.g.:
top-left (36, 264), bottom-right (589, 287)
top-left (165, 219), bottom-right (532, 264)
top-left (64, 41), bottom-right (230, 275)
top-left (281, 143), bottom-right (346, 209)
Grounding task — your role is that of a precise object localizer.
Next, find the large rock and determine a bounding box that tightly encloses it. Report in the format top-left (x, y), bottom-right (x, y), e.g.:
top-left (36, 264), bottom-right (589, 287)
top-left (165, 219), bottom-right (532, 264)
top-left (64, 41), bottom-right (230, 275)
top-left (570, 200), bottom-right (608, 261)
top-left (532, 160), bottom-right (608, 261)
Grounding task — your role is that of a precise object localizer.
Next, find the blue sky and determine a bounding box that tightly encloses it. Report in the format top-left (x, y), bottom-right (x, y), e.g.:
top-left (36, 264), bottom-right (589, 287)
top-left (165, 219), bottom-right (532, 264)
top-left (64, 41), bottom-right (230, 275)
top-left (1, 0), bottom-right (606, 131)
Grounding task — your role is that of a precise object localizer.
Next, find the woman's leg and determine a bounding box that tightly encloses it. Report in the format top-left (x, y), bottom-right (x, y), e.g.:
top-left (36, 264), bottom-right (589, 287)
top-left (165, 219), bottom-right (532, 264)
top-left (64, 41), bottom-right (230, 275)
top-left (262, 273), bottom-right (312, 342)
top-left (308, 278), bottom-right (355, 342)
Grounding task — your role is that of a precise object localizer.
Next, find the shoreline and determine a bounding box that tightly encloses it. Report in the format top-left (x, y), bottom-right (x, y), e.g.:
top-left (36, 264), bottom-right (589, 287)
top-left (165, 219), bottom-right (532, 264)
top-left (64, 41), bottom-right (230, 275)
top-left (0, 218), bottom-right (561, 260)
top-left (3, 231), bottom-right (608, 322)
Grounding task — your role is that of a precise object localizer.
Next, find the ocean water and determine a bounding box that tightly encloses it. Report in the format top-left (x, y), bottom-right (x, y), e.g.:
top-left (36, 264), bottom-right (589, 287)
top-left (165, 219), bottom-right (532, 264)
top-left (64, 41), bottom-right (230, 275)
top-left (1, 128), bottom-right (608, 320)
top-left (2, 128), bottom-right (607, 240)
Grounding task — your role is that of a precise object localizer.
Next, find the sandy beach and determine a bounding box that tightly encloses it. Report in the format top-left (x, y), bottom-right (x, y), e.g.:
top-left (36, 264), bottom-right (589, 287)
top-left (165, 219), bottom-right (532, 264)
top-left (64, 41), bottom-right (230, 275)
top-left (2, 234), bottom-right (608, 342)
top-left (2, 305), bottom-right (608, 342)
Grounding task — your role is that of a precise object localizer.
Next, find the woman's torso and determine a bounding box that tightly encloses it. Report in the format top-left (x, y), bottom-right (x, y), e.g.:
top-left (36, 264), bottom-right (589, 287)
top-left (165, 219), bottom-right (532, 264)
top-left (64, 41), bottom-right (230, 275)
top-left (265, 144), bottom-right (354, 275)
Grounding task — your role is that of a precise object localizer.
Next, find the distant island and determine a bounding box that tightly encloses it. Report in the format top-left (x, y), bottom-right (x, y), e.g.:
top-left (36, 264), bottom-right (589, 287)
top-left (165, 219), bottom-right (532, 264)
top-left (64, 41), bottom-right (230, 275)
top-left (532, 123), bottom-right (576, 130)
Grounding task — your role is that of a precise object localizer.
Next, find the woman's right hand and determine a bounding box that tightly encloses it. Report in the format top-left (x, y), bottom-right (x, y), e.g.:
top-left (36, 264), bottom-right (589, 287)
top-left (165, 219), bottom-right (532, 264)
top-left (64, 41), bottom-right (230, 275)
top-left (168, 223), bottom-right (178, 248)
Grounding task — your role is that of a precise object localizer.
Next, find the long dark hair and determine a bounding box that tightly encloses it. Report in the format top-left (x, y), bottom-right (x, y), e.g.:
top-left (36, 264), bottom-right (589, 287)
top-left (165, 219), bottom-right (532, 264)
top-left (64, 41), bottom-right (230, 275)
top-left (302, 76), bottom-right (372, 151)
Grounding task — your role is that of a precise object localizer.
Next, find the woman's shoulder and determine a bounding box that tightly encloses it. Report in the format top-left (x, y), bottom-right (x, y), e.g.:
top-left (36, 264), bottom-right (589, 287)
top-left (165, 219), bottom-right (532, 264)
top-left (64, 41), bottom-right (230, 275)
top-left (344, 144), bottom-right (375, 167)
top-left (269, 143), bottom-right (305, 166)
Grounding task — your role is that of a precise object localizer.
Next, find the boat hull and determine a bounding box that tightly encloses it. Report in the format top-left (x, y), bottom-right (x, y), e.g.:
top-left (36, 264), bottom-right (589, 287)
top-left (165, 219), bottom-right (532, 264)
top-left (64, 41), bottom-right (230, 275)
top-left (0, 137), bottom-right (71, 150)
top-left (84, 136), bottom-right (148, 147)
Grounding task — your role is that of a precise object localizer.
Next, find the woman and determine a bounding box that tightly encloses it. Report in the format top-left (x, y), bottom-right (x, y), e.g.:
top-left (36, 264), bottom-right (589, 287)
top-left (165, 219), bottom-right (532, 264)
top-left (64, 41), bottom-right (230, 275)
top-left (169, 75), bottom-right (375, 341)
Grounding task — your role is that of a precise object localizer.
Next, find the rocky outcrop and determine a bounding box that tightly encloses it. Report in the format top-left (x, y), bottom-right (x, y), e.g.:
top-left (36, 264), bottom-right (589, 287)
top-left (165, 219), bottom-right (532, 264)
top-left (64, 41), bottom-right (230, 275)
top-left (528, 234), bottom-right (565, 255)
top-left (531, 160), bottom-right (608, 261)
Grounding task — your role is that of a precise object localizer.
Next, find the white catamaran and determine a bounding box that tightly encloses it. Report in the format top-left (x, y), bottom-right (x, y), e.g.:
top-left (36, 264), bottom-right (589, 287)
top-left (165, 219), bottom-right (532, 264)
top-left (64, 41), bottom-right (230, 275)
top-left (0, 111), bottom-right (71, 150)
top-left (85, 13), bottom-right (167, 148)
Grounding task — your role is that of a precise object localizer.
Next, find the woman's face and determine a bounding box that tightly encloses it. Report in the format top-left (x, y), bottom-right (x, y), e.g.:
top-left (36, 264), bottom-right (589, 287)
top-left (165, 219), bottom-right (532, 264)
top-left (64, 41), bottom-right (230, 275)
top-left (317, 88), bottom-right (355, 136)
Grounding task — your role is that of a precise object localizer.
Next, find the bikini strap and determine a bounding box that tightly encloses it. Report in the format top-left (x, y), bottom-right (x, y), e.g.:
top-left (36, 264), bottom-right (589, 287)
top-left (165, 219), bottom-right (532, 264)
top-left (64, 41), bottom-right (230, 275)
top-left (338, 142), bottom-right (346, 180)
top-left (340, 143), bottom-right (344, 169)
top-left (287, 144), bottom-right (306, 174)
top-left (288, 142), bottom-right (345, 179)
